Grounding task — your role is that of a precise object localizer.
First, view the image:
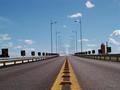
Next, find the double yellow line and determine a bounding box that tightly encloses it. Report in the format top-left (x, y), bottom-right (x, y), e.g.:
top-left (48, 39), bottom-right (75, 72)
top-left (51, 57), bottom-right (82, 90)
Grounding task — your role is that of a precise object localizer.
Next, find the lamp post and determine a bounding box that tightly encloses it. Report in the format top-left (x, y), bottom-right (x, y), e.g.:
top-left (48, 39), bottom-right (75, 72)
top-left (72, 31), bottom-right (78, 52)
top-left (58, 36), bottom-right (62, 54)
top-left (69, 36), bottom-right (75, 53)
top-left (56, 31), bottom-right (60, 53)
top-left (50, 20), bottom-right (56, 53)
top-left (74, 17), bottom-right (83, 52)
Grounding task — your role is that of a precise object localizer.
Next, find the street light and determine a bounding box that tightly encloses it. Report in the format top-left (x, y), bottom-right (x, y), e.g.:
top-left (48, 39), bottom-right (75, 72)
top-left (74, 17), bottom-right (83, 52)
top-left (69, 36), bottom-right (75, 53)
top-left (72, 31), bottom-right (78, 52)
top-left (50, 20), bottom-right (57, 53)
top-left (57, 36), bottom-right (63, 55)
top-left (56, 31), bottom-right (60, 53)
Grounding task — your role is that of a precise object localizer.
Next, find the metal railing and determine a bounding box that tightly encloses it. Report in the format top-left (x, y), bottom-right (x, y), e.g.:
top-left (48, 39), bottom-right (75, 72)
top-left (0, 55), bottom-right (59, 67)
top-left (75, 54), bottom-right (120, 62)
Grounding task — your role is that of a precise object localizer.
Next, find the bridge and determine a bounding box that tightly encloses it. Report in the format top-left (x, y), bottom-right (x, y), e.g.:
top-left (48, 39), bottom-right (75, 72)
top-left (0, 0), bottom-right (120, 90)
top-left (0, 54), bottom-right (120, 90)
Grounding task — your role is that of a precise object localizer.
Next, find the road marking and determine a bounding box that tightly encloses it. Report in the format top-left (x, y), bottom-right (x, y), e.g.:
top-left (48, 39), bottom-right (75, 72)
top-left (51, 57), bottom-right (82, 90)
top-left (51, 58), bottom-right (65, 90)
top-left (68, 59), bottom-right (82, 90)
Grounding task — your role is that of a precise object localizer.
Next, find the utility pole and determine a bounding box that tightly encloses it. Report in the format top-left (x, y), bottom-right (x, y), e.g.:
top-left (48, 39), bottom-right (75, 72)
top-left (56, 31), bottom-right (60, 53)
top-left (74, 17), bottom-right (83, 52)
top-left (50, 20), bottom-right (56, 53)
top-left (72, 31), bottom-right (78, 52)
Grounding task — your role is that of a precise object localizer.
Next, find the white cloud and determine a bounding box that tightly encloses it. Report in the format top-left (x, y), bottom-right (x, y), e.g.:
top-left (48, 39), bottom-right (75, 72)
top-left (23, 48), bottom-right (36, 53)
top-left (68, 13), bottom-right (82, 18)
top-left (24, 40), bottom-right (34, 45)
top-left (108, 38), bottom-right (120, 45)
top-left (85, 1), bottom-right (95, 9)
top-left (0, 34), bottom-right (11, 41)
top-left (78, 39), bottom-right (89, 42)
top-left (30, 48), bottom-right (35, 51)
top-left (22, 48), bottom-right (34, 51)
top-left (14, 45), bottom-right (22, 49)
top-left (84, 48), bottom-right (93, 51)
top-left (2, 42), bottom-right (13, 48)
top-left (110, 30), bottom-right (120, 36)
top-left (87, 44), bottom-right (96, 47)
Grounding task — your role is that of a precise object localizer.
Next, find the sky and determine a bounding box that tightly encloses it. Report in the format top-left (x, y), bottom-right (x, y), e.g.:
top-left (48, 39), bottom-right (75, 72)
top-left (0, 0), bottom-right (120, 57)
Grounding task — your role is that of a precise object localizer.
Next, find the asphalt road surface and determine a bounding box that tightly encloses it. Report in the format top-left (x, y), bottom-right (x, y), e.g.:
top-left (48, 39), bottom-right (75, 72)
top-left (0, 56), bottom-right (64, 90)
top-left (69, 56), bottom-right (120, 90)
top-left (1, 56), bottom-right (120, 90)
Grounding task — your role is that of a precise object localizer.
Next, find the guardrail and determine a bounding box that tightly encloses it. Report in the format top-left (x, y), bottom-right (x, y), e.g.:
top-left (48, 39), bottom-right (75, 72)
top-left (0, 55), bottom-right (59, 67)
top-left (75, 54), bottom-right (120, 62)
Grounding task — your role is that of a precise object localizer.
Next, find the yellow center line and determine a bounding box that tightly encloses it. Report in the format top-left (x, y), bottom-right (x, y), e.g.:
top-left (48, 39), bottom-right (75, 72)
top-left (51, 57), bottom-right (82, 90)
top-left (51, 59), bottom-right (66, 90)
top-left (68, 60), bottom-right (82, 90)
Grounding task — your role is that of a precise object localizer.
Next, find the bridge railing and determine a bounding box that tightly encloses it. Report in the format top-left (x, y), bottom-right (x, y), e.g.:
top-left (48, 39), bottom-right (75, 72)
top-left (75, 54), bottom-right (120, 62)
top-left (0, 55), bottom-right (59, 67)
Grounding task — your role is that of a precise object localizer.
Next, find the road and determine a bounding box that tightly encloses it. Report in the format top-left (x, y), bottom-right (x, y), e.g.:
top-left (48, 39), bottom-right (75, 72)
top-left (69, 56), bottom-right (120, 90)
top-left (1, 56), bottom-right (120, 90)
top-left (0, 56), bottom-right (64, 90)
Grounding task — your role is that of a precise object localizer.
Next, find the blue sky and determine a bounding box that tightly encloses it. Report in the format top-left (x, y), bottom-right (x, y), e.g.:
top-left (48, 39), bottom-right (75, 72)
top-left (0, 0), bottom-right (120, 57)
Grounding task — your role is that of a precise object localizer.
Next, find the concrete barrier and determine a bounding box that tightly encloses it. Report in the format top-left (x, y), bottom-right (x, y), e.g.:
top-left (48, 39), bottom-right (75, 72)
top-left (0, 55), bottom-right (59, 68)
top-left (74, 54), bottom-right (120, 62)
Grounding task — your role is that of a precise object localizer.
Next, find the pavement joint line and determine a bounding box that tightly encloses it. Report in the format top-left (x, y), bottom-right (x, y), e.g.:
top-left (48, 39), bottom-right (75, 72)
top-left (51, 57), bottom-right (82, 90)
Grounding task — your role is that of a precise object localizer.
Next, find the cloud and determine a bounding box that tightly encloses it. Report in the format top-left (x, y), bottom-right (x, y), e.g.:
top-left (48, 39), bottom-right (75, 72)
top-left (68, 13), bottom-right (82, 18)
top-left (87, 44), bottom-right (96, 47)
top-left (22, 48), bottom-right (36, 53)
top-left (108, 38), bottom-right (120, 45)
top-left (30, 48), bottom-right (35, 51)
top-left (85, 1), bottom-right (95, 9)
top-left (78, 39), bottom-right (89, 42)
top-left (2, 42), bottom-right (13, 48)
top-left (24, 40), bottom-right (34, 45)
top-left (84, 48), bottom-right (93, 51)
top-left (110, 30), bottom-right (120, 36)
top-left (108, 30), bottom-right (120, 46)
top-left (0, 34), bottom-right (11, 41)
top-left (14, 45), bottom-right (22, 49)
